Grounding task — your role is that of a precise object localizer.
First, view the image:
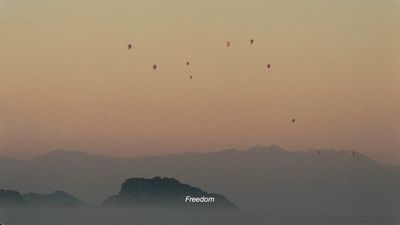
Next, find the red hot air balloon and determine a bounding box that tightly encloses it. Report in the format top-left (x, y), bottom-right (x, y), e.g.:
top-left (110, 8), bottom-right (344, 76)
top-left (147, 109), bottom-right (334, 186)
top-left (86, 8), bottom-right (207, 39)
top-left (225, 41), bottom-right (231, 47)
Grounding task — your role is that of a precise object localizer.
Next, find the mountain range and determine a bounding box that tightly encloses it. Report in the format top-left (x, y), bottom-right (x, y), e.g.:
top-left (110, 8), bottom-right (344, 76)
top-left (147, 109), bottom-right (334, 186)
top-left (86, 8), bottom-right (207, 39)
top-left (1, 145), bottom-right (399, 217)
top-left (0, 189), bottom-right (88, 208)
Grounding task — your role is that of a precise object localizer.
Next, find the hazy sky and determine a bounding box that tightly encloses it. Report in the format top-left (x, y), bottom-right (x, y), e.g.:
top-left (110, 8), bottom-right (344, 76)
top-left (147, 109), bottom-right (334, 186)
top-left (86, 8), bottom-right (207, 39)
top-left (0, 0), bottom-right (399, 164)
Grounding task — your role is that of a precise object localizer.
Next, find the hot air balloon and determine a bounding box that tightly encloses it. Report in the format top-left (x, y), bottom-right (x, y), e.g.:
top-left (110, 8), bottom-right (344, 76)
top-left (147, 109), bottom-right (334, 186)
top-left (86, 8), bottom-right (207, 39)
top-left (352, 151), bottom-right (356, 157)
top-left (267, 64), bottom-right (271, 70)
top-left (186, 61), bottom-right (190, 66)
top-left (317, 150), bottom-right (321, 156)
top-left (153, 64), bottom-right (157, 70)
top-left (127, 44), bottom-right (132, 50)
top-left (292, 118), bottom-right (296, 123)
top-left (225, 41), bottom-right (231, 47)
top-left (190, 75), bottom-right (193, 79)
top-left (250, 39), bottom-right (254, 45)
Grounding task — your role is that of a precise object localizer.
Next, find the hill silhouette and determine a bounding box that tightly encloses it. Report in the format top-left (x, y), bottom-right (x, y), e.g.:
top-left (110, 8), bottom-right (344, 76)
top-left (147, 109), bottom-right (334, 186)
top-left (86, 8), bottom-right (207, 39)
top-left (23, 190), bottom-right (88, 207)
top-left (0, 189), bottom-right (29, 207)
top-left (101, 176), bottom-right (235, 208)
top-left (0, 145), bottom-right (399, 223)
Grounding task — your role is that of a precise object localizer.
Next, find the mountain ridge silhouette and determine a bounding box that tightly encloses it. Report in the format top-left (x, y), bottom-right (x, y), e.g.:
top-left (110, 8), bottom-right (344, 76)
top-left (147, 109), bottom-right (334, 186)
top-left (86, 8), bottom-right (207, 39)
top-left (101, 176), bottom-right (236, 209)
top-left (0, 145), bottom-right (399, 215)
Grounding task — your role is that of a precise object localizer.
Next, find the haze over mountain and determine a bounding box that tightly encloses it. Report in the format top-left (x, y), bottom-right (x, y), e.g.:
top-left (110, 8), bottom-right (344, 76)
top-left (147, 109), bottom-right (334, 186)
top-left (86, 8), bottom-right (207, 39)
top-left (1, 145), bottom-right (399, 222)
top-left (0, 189), bottom-right (29, 207)
top-left (22, 190), bottom-right (88, 208)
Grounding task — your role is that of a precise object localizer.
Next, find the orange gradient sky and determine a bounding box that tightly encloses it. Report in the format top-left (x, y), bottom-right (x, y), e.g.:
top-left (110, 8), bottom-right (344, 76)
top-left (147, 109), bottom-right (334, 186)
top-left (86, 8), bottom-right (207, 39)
top-left (0, 0), bottom-right (399, 164)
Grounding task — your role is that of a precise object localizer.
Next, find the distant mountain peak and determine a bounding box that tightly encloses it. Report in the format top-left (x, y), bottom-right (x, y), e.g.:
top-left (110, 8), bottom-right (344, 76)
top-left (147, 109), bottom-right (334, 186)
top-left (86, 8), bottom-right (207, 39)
top-left (22, 190), bottom-right (88, 207)
top-left (35, 149), bottom-right (70, 159)
top-left (247, 145), bottom-right (285, 152)
top-left (220, 148), bottom-right (240, 154)
top-left (53, 148), bottom-right (67, 153)
top-left (33, 148), bottom-right (107, 162)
